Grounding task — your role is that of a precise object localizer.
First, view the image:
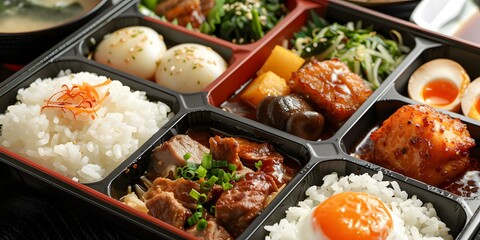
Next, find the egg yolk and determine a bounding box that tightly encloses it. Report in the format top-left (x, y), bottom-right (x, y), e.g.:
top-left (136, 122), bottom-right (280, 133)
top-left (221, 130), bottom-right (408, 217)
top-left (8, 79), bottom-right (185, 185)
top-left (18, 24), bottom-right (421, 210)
top-left (422, 79), bottom-right (458, 106)
top-left (471, 96), bottom-right (480, 119)
top-left (312, 191), bottom-right (393, 240)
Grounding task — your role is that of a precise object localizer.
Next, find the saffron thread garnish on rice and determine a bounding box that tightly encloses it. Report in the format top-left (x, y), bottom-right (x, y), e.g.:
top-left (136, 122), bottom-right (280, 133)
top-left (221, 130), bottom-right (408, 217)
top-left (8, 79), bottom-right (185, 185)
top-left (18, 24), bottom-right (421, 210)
top-left (42, 78), bottom-right (111, 119)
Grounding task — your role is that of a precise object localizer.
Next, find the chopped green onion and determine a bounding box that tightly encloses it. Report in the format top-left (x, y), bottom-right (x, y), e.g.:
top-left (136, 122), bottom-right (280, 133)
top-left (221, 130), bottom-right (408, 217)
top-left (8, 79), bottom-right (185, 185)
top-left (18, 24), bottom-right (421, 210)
top-left (196, 219), bottom-right (208, 230)
top-left (183, 169), bottom-right (196, 180)
top-left (190, 189), bottom-right (201, 201)
top-left (201, 154), bottom-right (213, 169)
top-left (232, 173), bottom-right (243, 181)
top-left (228, 164), bottom-right (237, 172)
top-left (197, 166), bottom-right (207, 178)
top-left (223, 172), bottom-right (231, 183)
top-left (198, 193), bottom-right (207, 204)
top-left (187, 212), bottom-right (201, 226)
top-left (212, 169), bottom-right (225, 183)
top-left (255, 161), bottom-right (263, 171)
top-left (196, 204), bottom-right (204, 214)
top-left (222, 182), bottom-right (233, 191)
top-left (175, 167), bottom-right (183, 179)
top-left (183, 152), bottom-right (192, 160)
top-left (212, 160), bottom-right (228, 168)
top-left (190, 189), bottom-right (207, 204)
top-left (201, 176), bottom-right (219, 191)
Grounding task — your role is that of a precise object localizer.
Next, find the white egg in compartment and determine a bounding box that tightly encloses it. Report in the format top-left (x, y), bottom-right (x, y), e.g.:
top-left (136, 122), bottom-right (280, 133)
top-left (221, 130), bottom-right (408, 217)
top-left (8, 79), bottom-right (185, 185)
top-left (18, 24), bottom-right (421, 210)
top-left (155, 43), bottom-right (228, 93)
top-left (94, 26), bottom-right (167, 80)
top-left (462, 77), bottom-right (480, 120)
top-left (408, 58), bottom-right (470, 112)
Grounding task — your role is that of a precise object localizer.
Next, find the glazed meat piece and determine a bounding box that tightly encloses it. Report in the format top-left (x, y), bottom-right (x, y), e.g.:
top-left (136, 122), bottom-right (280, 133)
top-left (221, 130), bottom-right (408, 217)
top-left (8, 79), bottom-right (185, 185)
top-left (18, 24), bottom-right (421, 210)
top-left (144, 177), bottom-right (202, 210)
top-left (215, 171), bottom-right (278, 238)
top-left (155, 0), bottom-right (209, 28)
top-left (147, 134), bottom-right (209, 179)
top-left (145, 191), bottom-right (192, 229)
top-left (236, 137), bottom-right (297, 185)
top-left (370, 104), bottom-right (475, 186)
top-left (289, 59), bottom-right (372, 127)
top-left (209, 136), bottom-right (242, 169)
top-left (236, 138), bottom-right (283, 164)
top-left (186, 216), bottom-right (233, 240)
top-left (209, 136), bottom-right (256, 177)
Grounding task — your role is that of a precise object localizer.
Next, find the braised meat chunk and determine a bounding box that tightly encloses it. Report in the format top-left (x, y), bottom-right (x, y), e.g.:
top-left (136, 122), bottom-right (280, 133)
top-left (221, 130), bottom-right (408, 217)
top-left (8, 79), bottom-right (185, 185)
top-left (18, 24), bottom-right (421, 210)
top-left (209, 136), bottom-right (242, 169)
top-left (236, 137), bottom-right (298, 185)
top-left (144, 177), bottom-right (202, 210)
top-left (147, 134), bottom-right (209, 179)
top-left (215, 171), bottom-right (278, 238)
top-left (186, 216), bottom-right (233, 240)
top-left (121, 129), bottom-right (302, 239)
top-left (289, 59), bottom-right (372, 127)
top-left (145, 191), bottom-right (192, 229)
top-left (370, 104), bottom-right (475, 186)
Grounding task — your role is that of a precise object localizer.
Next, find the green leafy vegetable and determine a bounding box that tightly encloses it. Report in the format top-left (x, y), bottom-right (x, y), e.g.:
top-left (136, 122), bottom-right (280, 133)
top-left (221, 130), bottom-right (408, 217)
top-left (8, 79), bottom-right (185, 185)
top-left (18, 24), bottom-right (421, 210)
top-left (291, 11), bottom-right (410, 89)
top-left (141, 0), bottom-right (158, 11)
top-left (200, 0), bottom-right (287, 44)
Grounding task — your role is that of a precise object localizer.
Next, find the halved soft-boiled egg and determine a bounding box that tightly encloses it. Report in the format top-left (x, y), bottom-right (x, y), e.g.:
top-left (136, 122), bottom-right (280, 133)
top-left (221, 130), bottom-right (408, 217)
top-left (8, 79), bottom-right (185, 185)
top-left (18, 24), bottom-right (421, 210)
top-left (298, 191), bottom-right (401, 240)
top-left (461, 77), bottom-right (480, 120)
top-left (408, 59), bottom-right (470, 112)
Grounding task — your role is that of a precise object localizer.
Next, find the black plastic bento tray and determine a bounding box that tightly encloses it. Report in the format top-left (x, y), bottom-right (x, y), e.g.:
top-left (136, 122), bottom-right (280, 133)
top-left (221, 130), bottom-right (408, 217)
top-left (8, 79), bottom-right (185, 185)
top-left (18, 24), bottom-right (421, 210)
top-left (2, 0), bottom-right (480, 239)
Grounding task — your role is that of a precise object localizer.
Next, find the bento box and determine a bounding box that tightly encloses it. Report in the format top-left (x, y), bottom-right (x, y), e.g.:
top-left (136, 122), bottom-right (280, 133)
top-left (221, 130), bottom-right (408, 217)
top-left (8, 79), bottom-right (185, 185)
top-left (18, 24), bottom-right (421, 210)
top-left (1, 0), bottom-right (480, 239)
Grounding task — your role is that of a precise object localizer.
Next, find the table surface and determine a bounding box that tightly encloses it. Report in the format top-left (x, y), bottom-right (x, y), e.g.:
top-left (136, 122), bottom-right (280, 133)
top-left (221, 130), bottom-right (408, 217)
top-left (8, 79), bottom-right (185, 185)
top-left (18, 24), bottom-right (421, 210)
top-left (1, 1), bottom-right (480, 239)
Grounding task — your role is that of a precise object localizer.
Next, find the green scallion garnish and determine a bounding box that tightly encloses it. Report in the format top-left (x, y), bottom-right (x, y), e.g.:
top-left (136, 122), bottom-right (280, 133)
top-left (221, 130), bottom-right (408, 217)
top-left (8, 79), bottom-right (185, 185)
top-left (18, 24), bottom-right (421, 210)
top-left (197, 166), bottom-right (207, 178)
top-left (190, 189), bottom-right (201, 200)
top-left (228, 163), bottom-right (237, 172)
top-left (222, 182), bottom-right (233, 191)
top-left (201, 154), bottom-right (213, 169)
top-left (196, 219), bottom-right (208, 230)
top-left (255, 160), bottom-right (263, 171)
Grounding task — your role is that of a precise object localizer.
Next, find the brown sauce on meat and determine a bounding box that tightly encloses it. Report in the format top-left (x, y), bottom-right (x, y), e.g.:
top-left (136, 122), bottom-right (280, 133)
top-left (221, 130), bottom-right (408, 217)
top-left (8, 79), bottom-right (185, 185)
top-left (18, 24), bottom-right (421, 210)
top-left (122, 127), bottom-right (302, 238)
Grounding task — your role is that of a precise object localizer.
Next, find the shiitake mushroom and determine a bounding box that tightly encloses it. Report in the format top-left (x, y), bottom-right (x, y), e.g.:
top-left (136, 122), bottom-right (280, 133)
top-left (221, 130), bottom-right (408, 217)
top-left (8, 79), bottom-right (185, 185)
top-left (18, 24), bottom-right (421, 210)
top-left (266, 94), bottom-right (313, 130)
top-left (256, 96), bottom-right (275, 125)
top-left (256, 94), bottom-right (325, 140)
top-left (286, 111), bottom-right (324, 141)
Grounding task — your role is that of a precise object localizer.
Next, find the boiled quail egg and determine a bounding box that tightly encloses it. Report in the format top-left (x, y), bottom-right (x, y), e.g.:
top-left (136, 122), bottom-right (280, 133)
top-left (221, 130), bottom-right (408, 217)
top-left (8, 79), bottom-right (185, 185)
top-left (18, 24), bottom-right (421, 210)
top-left (297, 191), bottom-right (404, 240)
top-left (94, 26), bottom-right (167, 80)
top-left (461, 77), bottom-right (480, 120)
top-left (408, 59), bottom-right (470, 112)
top-left (155, 43), bottom-right (228, 93)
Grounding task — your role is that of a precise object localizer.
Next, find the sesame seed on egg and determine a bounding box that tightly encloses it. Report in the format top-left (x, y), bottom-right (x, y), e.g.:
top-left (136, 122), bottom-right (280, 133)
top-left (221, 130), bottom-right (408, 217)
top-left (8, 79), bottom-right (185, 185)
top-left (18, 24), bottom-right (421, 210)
top-left (155, 43), bottom-right (228, 93)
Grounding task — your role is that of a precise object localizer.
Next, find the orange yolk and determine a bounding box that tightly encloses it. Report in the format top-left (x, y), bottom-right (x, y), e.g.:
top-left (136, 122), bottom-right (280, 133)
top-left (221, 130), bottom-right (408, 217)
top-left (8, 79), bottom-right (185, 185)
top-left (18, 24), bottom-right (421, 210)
top-left (474, 97), bottom-right (480, 117)
top-left (312, 191), bottom-right (393, 240)
top-left (422, 79), bottom-right (458, 106)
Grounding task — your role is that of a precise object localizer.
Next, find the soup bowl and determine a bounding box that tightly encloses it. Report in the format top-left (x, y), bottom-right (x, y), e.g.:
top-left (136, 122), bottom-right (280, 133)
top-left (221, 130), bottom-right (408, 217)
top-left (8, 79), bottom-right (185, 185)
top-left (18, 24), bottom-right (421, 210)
top-left (0, 0), bottom-right (111, 65)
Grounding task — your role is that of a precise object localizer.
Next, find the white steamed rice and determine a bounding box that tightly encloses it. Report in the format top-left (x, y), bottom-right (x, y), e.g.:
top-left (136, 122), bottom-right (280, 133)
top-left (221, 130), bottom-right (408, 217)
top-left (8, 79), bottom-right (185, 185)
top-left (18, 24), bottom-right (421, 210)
top-left (264, 171), bottom-right (453, 240)
top-left (0, 71), bottom-right (174, 183)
